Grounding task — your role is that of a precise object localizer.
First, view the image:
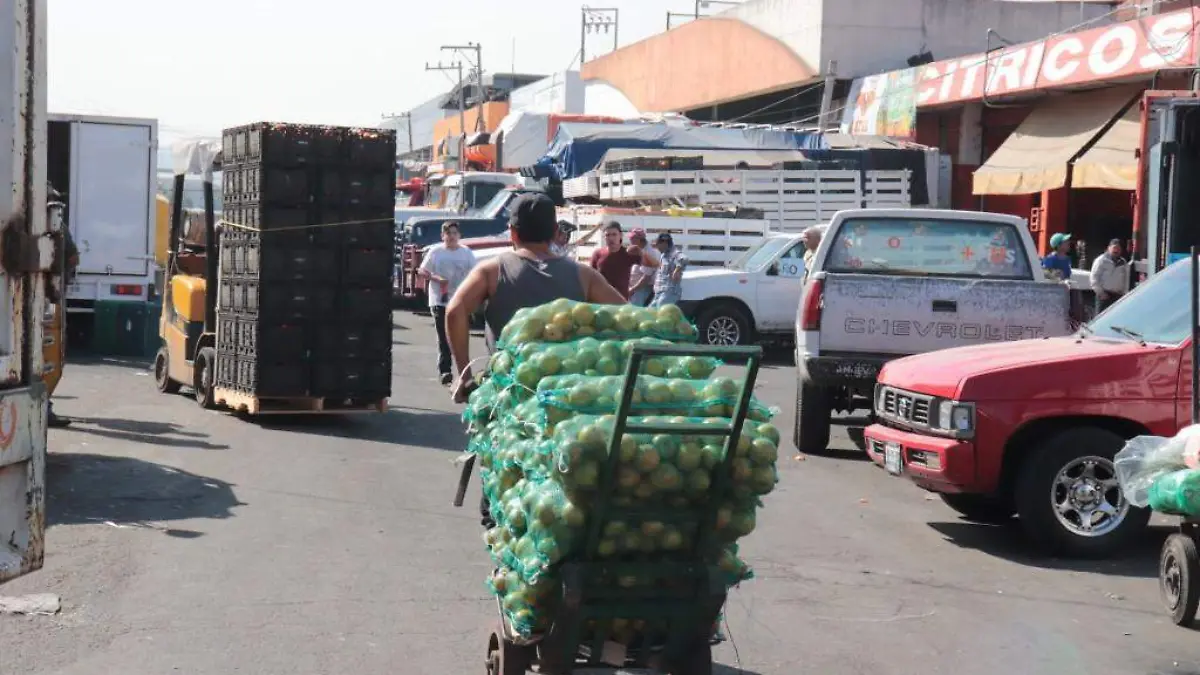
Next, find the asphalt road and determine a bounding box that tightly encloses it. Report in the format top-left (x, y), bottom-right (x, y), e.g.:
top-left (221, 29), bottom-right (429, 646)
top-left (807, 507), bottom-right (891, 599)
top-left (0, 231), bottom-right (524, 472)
top-left (1, 311), bottom-right (1199, 675)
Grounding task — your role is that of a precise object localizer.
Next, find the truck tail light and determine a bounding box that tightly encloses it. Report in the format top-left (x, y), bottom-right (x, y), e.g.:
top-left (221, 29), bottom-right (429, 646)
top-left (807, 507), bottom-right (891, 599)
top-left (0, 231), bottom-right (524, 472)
top-left (111, 284), bottom-right (143, 297)
top-left (800, 278), bottom-right (824, 331)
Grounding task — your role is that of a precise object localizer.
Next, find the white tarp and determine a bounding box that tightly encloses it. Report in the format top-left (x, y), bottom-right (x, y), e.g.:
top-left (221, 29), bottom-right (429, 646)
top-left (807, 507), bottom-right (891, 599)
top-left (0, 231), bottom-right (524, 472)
top-left (495, 111), bottom-right (552, 170)
top-left (171, 138), bottom-right (220, 181)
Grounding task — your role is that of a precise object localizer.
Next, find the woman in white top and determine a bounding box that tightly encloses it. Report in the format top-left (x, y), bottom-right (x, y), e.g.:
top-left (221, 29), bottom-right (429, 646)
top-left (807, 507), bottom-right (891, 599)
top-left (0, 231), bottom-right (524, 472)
top-left (627, 228), bottom-right (658, 307)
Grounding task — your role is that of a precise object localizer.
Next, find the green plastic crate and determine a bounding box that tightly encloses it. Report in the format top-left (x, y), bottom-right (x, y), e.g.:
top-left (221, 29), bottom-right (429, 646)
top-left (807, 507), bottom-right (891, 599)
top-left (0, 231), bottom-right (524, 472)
top-left (90, 300), bottom-right (160, 358)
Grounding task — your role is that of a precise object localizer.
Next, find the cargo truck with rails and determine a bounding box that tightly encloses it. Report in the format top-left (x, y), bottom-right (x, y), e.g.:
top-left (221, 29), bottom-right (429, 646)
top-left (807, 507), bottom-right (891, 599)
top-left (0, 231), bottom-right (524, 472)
top-left (2, 0), bottom-right (60, 588)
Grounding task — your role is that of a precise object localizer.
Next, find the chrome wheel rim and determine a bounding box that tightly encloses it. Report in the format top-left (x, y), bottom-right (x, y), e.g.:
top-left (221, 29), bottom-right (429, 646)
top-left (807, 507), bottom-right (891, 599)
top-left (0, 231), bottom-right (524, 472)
top-left (1051, 455), bottom-right (1127, 538)
top-left (705, 316), bottom-right (740, 346)
top-left (1163, 549), bottom-right (1183, 610)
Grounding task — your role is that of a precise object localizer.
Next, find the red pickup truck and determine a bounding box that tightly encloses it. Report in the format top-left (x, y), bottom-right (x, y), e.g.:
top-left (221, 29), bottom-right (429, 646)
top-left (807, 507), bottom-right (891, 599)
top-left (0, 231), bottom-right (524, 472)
top-left (863, 257), bottom-right (1195, 557)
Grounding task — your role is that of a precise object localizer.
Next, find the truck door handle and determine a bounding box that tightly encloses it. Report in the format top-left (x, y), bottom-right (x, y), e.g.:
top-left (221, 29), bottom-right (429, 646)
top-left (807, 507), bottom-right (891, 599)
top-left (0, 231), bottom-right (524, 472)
top-left (932, 300), bottom-right (957, 313)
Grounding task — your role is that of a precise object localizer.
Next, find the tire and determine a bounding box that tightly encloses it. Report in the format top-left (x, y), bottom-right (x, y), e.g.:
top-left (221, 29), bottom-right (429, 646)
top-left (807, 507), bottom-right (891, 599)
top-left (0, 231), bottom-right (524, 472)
top-left (193, 346), bottom-right (217, 410)
top-left (940, 493), bottom-right (1014, 524)
top-left (793, 377), bottom-right (832, 455)
top-left (695, 303), bottom-right (751, 346)
top-left (486, 630), bottom-right (529, 675)
top-left (1013, 427), bottom-right (1150, 558)
top-left (1161, 533), bottom-right (1200, 626)
top-left (154, 346), bottom-right (181, 394)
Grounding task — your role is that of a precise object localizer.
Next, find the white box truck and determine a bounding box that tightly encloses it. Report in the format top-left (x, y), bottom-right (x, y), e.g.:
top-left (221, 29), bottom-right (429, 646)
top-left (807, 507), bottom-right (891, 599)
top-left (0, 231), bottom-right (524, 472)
top-left (47, 114), bottom-right (157, 313)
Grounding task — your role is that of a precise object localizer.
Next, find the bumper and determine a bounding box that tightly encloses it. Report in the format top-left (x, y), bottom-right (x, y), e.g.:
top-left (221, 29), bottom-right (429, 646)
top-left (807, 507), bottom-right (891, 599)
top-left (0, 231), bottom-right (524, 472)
top-left (800, 354), bottom-right (891, 387)
top-left (863, 423), bottom-right (977, 493)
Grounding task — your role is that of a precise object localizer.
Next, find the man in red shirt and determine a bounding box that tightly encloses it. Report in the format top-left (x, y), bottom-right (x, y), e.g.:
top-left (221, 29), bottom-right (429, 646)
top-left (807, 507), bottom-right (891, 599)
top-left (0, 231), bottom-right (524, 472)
top-left (590, 220), bottom-right (659, 300)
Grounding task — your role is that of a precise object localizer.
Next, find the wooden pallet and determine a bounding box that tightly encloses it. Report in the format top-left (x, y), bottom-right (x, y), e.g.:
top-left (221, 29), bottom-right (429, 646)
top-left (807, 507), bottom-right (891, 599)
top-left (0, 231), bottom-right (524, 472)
top-left (213, 387), bottom-right (387, 416)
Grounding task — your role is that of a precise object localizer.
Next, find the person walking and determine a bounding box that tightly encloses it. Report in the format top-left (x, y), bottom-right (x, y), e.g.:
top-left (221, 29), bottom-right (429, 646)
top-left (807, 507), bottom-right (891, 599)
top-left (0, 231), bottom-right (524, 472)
top-left (589, 220), bottom-right (659, 300)
top-left (801, 225), bottom-right (822, 275)
top-left (444, 193), bottom-right (626, 527)
top-left (47, 182), bottom-right (77, 428)
top-left (1042, 232), bottom-right (1074, 281)
top-left (1090, 238), bottom-right (1129, 314)
top-left (627, 228), bottom-right (659, 307)
top-left (418, 221), bottom-right (477, 385)
top-left (650, 233), bottom-right (687, 308)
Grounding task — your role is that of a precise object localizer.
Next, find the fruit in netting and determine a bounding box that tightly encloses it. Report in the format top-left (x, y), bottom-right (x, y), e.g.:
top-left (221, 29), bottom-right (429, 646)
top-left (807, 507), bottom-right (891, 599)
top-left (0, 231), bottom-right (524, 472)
top-left (596, 357), bottom-right (620, 376)
top-left (636, 445), bottom-right (661, 472)
top-left (686, 469), bottom-right (712, 494)
top-left (619, 435), bottom-right (638, 462)
top-left (597, 538), bottom-right (618, 557)
top-left (650, 464), bottom-right (683, 492)
top-left (750, 436), bottom-right (779, 465)
top-left (749, 466), bottom-right (778, 496)
top-left (617, 466), bottom-right (641, 490)
top-left (730, 507), bottom-right (757, 537)
top-left (677, 442), bottom-right (703, 471)
top-left (643, 358), bottom-right (667, 377)
top-left (570, 303), bottom-right (596, 327)
top-left (652, 434), bottom-right (679, 461)
top-left (661, 527), bottom-right (685, 551)
top-left (543, 323), bottom-right (567, 342)
top-left (515, 363), bottom-right (541, 391)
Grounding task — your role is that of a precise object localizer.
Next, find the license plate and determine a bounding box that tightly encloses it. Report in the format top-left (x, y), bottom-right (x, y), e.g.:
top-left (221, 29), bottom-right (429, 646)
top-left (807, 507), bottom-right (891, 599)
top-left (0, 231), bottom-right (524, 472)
top-left (884, 442), bottom-right (902, 475)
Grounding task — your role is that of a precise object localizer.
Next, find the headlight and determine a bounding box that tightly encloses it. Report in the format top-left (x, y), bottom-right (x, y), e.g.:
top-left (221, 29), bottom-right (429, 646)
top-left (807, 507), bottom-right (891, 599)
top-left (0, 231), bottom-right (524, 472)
top-left (935, 400), bottom-right (975, 436)
top-left (874, 383), bottom-right (885, 413)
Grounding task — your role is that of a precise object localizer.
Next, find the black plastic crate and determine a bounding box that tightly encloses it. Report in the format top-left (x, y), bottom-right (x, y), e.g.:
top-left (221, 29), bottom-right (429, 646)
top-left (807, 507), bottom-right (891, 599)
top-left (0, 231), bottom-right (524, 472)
top-left (217, 312), bottom-right (309, 361)
top-left (344, 128), bottom-right (397, 170)
top-left (311, 359), bottom-right (391, 398)
top-left (223, 123), bottom-right (340, 168)
top-left (235, 356), bottom-right (311, 397)
top-left (214, 352), bottom-right (239, 390)
top-left (219, 279), bottom-right (336, 320)
top-left (342, 248), bottom-right (393, 286)
top-left (259, 247), bottom-right (338, 283)
top-left (312, 322), bottom-right (391, 360)
top-left (315, 207), bottom-right (394, 248)
top-left (670, 156), bottom-right (704, 171)
top-left (222, 165), bottom-right (311, 206)
top-left (337, 286), bottom-right (392, 321)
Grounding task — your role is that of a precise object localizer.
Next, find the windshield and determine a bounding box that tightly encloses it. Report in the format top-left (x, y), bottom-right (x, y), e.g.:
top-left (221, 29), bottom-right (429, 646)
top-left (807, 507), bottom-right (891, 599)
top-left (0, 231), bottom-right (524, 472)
top-left (464, 182), bottom-right (508, 212)
top-left (481, 189), bottom-right (518, 219)
top-left (1088, 257), bottom-right (1195, 344)
top-left (824, 217), bottom-right (1032, 279)
top-left (730, 237), bottom-right (793, 272)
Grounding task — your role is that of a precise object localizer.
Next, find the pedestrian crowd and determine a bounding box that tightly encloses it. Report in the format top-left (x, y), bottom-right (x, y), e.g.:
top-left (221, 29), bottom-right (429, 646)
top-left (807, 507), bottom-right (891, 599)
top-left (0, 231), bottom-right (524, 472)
top-left (419, 212), bottom-right (690, 386)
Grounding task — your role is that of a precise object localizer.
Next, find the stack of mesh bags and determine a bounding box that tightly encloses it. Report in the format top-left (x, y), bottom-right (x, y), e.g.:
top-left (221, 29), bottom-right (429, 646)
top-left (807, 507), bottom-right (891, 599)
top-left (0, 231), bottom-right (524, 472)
top-left (463, 299), bottom-right (781, 640)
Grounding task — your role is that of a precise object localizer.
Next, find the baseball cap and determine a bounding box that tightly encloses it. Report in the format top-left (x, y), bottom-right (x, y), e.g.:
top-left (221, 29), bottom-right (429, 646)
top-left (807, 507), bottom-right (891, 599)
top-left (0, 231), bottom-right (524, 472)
top-left (508, 193), bottom-right (557, 242)
top-left (1049, 233), bottom-right (1072, 248)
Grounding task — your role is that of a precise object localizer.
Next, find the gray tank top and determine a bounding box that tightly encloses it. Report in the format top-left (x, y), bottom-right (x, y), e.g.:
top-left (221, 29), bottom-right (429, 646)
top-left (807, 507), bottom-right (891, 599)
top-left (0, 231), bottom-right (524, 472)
top-left (485, 251), bottom-right (586, 343)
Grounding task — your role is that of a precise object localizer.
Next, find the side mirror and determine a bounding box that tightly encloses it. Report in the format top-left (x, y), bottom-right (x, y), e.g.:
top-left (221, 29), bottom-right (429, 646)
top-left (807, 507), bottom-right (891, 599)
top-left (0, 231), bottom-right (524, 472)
top-left (766, 263), bottom-right (780, 277)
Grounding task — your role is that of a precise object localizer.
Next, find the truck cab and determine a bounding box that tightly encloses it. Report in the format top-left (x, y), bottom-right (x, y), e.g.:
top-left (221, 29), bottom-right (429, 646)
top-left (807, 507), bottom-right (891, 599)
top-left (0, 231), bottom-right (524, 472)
top-left (861, 256), bottom-right (1200, 558)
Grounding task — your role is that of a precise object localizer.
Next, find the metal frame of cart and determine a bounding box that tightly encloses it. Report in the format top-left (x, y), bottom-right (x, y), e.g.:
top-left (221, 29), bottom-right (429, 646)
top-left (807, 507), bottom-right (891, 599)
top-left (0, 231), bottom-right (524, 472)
top-left (470, 342), bottom-right (764, 675)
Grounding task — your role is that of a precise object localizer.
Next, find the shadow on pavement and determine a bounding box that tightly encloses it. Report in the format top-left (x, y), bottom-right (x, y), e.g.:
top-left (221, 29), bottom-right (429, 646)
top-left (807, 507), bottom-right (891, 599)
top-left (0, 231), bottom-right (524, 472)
top-left (61, 416), bottom-right (230, 451)
top-left (66, 355), bottom-right (154, 372)
top-left (252, 407), bottom-right (467, 452)
top-left (927, 520), bottom-right (1166, 579)
top-left (46, 452), bottom-right (242, 538)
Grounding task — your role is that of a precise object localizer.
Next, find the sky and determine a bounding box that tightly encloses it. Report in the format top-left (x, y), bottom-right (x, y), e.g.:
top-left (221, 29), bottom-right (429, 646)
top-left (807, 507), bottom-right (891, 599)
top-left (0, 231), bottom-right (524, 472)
top-left (48, 0), bottom-right (701, 144)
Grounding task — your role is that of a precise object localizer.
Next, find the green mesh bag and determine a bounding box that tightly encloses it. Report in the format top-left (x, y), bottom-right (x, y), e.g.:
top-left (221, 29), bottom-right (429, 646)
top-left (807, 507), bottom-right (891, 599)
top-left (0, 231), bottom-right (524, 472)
top-left (497, 300), bottom-right (699, 348)
top-left (537, 373), bottom-right (776, 421)
top-left (1148, 468), bottom-right (1200, 516)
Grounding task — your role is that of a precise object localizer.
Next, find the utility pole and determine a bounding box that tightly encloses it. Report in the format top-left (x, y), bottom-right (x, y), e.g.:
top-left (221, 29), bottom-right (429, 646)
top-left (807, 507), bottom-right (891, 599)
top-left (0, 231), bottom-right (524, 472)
top-left (442, 43), bottom-right (485, 132)
top-left (818, 60), bottom-right (838, 131)
top-left (581, 7), bottom-right (619, 64)
top-left (425, 60), bottom-right (465, 168)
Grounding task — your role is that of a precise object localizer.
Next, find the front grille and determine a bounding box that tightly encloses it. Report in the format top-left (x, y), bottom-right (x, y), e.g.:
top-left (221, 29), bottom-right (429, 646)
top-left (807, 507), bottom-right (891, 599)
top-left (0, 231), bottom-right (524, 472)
top-left (878, 386), bottom-right (932, 428)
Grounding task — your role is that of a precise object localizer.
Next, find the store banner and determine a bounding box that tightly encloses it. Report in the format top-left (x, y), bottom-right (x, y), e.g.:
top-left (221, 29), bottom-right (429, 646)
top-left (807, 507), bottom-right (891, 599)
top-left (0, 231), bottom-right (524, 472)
top-left (840, 68), bottom-right (918, 139)
top-left (916, 6), bottom-right (1199, 107)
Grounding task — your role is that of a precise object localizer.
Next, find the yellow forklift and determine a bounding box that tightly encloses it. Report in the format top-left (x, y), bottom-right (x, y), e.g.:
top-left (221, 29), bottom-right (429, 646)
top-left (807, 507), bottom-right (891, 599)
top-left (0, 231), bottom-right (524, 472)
top-left (152, 140), bottom-right (221, 408)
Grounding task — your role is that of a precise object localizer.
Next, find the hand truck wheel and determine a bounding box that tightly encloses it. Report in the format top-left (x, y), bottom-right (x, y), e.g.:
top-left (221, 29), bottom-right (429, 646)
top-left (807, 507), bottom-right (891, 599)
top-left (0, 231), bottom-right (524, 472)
top-left (1160, 532), bottom-right (1200, 626)
top-left (486, 628), bottom-right (529, 675)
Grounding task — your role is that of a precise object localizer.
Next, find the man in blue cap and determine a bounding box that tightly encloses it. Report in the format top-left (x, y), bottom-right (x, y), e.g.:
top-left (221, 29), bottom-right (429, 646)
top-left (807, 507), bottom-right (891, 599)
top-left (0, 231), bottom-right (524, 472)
top-left (1042, 232), bottom-right (1074, 281)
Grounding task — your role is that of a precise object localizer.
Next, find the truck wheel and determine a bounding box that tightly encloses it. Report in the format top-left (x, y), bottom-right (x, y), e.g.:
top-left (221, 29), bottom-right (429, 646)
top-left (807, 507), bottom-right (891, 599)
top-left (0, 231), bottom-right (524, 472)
top-left (695, 303), bottom-right (750, 346)
top-left (193, 347), bottom-right (217, 410)
top-left (154, 346), bottom-right (181, 394)
top-left (1014, 427), bottom-right (1150, 558)
top-left (939, 493), bottom-right (1014, 524)
top-left (793, 378), bottom-right (832, 454)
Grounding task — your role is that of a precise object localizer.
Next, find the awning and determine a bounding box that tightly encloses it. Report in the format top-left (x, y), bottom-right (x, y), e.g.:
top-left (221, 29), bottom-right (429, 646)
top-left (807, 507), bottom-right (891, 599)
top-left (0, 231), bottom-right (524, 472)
top-left (973, 86), bottom-right (1141, 195)
top-left (1072, 101), bottom-right (1140, 191)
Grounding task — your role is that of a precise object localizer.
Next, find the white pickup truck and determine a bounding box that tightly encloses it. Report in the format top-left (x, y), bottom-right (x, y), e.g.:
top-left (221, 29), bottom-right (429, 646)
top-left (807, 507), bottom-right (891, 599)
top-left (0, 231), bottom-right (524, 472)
top-left (675, 232), bottom-right (812, 346)
top-left (792, 208), bottom-right (1073, 454)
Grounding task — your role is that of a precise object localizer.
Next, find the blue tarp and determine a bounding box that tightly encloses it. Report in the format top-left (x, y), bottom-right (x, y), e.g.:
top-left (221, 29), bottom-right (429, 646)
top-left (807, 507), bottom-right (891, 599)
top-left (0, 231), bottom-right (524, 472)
top-left (534, 123), bottom-right (829, 180)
